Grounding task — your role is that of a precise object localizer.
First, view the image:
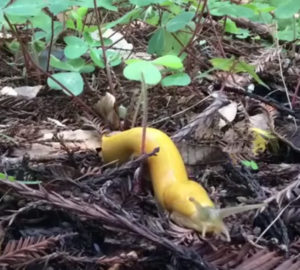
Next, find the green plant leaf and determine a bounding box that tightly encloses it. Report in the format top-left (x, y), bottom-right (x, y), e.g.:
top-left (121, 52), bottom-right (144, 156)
top-left (34, 22), bottom-right (63, 42)
top-left (47, 72), bottom-right (84, 96)
top-left (79, 0), bottom-right (117, 11)
top-left (0, 172), bottom-right (42, 184)
top-left (210, 57), bottom-right (235, 71)
top-left (277, 28), bottom-right (295, 41)
top-left (209, 1), bottom-right (232, 16)
top-left (3, 0), bottom-right (46, 16)
top-left (123, 61), bottom-right (161, 85)
top-left (152, 55), bottom-right (183, 69)
top-left (241, 160), bottom-right (259, 170)
top-left (0, 172), bottom-right (16, 181)
top-left (236, 28), bottom-right (250, 39)
top-left (64, 36), bottom-right (88, 59)
top-left (50, 56), bottom-right (72, 71)
top-left (67, 6), bottom-right (88, 31)
top-left (0, 0), bottom-right (10, 8)
top-left (90, 48), bottom-right (105, 68)
top-left (236, 60), bottom-right (268, 88)
top-left (274, 0), bottom-right (300, 18)
top-left (75, 7), bottom-right (88, 19)
top-left (210, 57), bottom-right (268, 88)
top-left (6, 40), bottom-right (20, 54)
top-left (83, 32), bottom-right (101, 47)
top-left (166, 11), bottom-right (194, 32)
top-left (105, 50), bottom-right (122, 67)
top-left (31, 13), bottom-right (63, 42)
top-left (46, 0), bottom-right (75, 15)
top-left (90, 48), bottom-right (122, 67)
top-left (129, 0), bottom-right (164, 6)
top-left (162, 72), bottom-right (191, 86)
top-left (210, 2), bottom-right (254, 19)
top-left (245, 3), bottom-right (275, 14)
top-left (148, 27), bottom-right (192, 56)
top-left (106, 8), bottom-right (142, 28)
top-left (225, 18), bottom-right (240, 34)
top-left (224, 4), bottom-right (255, 18)
top-left (146, 9), bottom-right (160, 26)
top-left (148, 28), bottom-right (168, 55)
top-left (67, 58), bottom-right (94, 73)
top-left (224, 18), bottom-right (250, 38)
top-left (50, 56), bottom-right (94, 73)
top-left (0, 12), bottom-right (3, 29)
top-left (30, 12), bottom-right (51, 31)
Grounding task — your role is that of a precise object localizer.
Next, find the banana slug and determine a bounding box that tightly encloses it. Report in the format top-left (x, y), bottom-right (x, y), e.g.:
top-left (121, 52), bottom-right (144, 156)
top-left (101, 127), bottom-right (263, 240)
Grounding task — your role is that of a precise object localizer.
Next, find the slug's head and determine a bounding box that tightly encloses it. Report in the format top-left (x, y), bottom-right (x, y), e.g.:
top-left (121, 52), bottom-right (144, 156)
top-left (171, 198), bottom-right (265, 241)
top-left (170, 198), bottom-right (230, 241)
top-left (166, 181), bottom-right (265, 241)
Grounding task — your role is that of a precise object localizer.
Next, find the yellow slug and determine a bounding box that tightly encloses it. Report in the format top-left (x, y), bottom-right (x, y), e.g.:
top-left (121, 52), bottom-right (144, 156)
top-left (101, 127), bottom-right (263, 240)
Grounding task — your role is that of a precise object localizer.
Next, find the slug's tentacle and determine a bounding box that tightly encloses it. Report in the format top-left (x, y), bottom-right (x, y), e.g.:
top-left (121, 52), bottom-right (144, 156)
top-left (101, 127), bottom-right (265, 240)
top-left (218, 203), bottom-right (266, 219)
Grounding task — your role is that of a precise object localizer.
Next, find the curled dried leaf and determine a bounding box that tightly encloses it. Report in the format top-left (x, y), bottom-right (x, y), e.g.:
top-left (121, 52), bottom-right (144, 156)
top-left (94, 92), bottom-right (120, 130)
top-left (218, 101), bottom-right (238, 128)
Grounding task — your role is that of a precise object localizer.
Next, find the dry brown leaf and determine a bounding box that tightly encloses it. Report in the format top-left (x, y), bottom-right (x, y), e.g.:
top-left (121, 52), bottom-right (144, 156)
top-left (211, 72), bottom-right (250, 89)
top-left (172, 91), bottom-right (229, 142)
top-left (94, 92), bottom-right (120, 130)
top-left (177, 142), bottom-right (227, 166)
top-left (0, 85), bottom-right (42, 99)
top-left (11, 129), bottom-right (100, 160)
top-left (249, 113), bottom-right (270, 130)
top-left (218, 101), bottom-right (238, 128)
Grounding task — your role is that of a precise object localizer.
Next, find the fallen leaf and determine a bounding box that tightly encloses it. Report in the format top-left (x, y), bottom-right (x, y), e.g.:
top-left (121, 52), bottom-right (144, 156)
top-left (218, 101), bottom-right (238, 128)
top-left (249, 113), bottom-right (270, 130)
top-left (93, 92), bottom-right (120, 129)
top-left (0, 85), bottom-right (42, 99)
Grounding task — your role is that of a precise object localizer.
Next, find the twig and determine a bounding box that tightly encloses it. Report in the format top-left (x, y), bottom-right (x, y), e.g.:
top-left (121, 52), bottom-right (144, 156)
top-left (151, 95), bottom-right (210, 125)
top-left (179, 0), bottom-right (208, 56)
top-left (141, 74), bottom-right (148, 154)
top-left (225, 88), bottom-right (297, 118)
top-left (292, 75), bottom-right (300, 108)
top-left (93, 0), bottom-right (115, 95)
top-left (207, 10), bottom-right (226, 57)
top-left (274, 23), bottom-right (296, 125)
top-left (171, 92), bottom-right (229, 142)
top-left (275, 38), bottom-right (292, 110)
top-left (129, 89), bottom-right (142, 128)
top-left (84, 147), bottom-right (160, 185)
top-left (45, 11), bottom-right (55, 73)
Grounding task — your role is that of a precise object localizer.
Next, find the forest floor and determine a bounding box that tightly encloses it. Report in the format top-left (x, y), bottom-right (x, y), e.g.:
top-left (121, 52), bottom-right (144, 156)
top-left (1, 12), bottom-right (300, 270)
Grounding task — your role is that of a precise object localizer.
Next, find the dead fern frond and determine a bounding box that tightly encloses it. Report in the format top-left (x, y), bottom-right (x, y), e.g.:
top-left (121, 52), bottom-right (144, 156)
top-left (0, 180), bottom-right (213, 269)
top-left (251, 47), bottom-right (279, 73)
top-left (0, 96), bottom-right (34, 112)
top-left (0, 235), bottom-right (62, 267)
top-left (264, 176), bottom-right (300, 206)
top-left (80, 116), bottom-right (105, 134)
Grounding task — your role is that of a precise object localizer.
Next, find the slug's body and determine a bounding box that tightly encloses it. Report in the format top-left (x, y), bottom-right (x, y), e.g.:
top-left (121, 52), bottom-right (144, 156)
top-left (102, 127), bottom-right (263, 239)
